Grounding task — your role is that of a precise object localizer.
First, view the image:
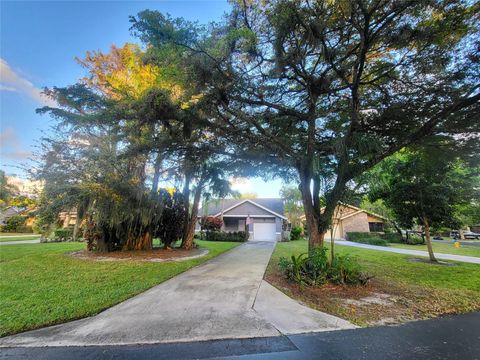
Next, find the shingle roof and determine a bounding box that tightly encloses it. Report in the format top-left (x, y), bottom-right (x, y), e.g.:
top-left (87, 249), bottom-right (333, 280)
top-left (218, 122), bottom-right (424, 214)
top-left (200, 198), bottom-right (284, 217)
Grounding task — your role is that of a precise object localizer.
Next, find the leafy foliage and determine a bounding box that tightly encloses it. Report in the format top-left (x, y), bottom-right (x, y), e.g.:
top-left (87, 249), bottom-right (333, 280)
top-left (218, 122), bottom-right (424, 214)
top-left (200, 216), bottom-right (223, 232)
top-left (279, 247), bottom-right (370, 286)
top-left (131, 1), bottom-right (480, 250)
top-left (2, 215), bottom-right (26, 232)
top-left (290, 226), bottom-right (302, 241)
top-left (205, 231), bottom-right (248, 242)
top-left (155, 189), bottom-right (186, 248)
top-left (0, 171), bottom-right (19, 209)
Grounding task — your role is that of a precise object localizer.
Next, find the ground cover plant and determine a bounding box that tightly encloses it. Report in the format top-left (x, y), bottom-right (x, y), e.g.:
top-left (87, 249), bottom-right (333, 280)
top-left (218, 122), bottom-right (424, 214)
top-left (279, 247), bottom-right (370, 286)
top-left (266, 240), bottom-right (480, 327)
top-left (0, 240), bottom-right (239, 337)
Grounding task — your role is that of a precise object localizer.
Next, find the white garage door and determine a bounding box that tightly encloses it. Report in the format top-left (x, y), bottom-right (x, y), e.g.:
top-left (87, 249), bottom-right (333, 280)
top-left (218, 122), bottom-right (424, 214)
top-left (253, 222), bottom-right (276, 241)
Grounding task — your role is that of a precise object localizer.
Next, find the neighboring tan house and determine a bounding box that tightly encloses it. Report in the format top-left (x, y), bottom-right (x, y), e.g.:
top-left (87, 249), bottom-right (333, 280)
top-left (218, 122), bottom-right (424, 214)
top-left (59, 210), bottom-right (78, 228)
top-left (0, 206), bottom-right (24, 225)
top-left (0, 206), bottom-right (36, 226)
top-left (197, 198), bottom-right (287, 242)
top-left (301, 203), bottom-right (387, 240)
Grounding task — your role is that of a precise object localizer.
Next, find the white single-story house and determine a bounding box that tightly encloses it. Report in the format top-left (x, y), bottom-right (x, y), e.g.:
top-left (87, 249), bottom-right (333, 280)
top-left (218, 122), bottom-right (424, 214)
top-left (197, 198), bottom-right (287, 241)
top-left (301, 202), bottom-right (387, 239)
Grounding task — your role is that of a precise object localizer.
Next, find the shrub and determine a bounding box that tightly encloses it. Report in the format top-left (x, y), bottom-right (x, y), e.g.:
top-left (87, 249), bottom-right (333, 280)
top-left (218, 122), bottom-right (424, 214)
top-left (328, 254), bottom-right (371, 285)
top-left (406, 234), bottom-right (424, 245)
top-left (200, 216), bottom-right (223, 232)
top-left (290, 226), bottom-right (302, 241)
top-left (205, 231), bottom-right (248, 242)
top-left (3, 215), bottom-right (26, 232)
top-left (53, 228), bottom-right (73, 241)
top-left (279, 248), bottom-right (371, 286)
top-left (16, 225), bottom-right (33, 233)
top-left (382, 232), bottom-right (403, 243)
top-left (346, 232), bottom-right (388, 246)
top-left (347, 232), bottom-right (380, 241)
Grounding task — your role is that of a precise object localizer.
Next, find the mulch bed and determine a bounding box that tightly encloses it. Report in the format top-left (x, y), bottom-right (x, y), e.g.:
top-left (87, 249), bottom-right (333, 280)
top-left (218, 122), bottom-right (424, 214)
top-left (265, 272), bottom-right (437, 326)
top-left (69, 247), bottom-right (209, 262)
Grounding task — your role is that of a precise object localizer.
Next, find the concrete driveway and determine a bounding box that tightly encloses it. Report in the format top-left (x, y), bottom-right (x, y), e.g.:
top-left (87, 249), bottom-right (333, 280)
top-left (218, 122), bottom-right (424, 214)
top-left (0, 241), bottom-right (355, 347)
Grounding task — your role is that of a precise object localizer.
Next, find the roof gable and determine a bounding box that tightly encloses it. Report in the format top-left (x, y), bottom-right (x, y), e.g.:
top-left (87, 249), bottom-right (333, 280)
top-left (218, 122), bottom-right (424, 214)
top-left (200, 198), bottom-right (286, 219)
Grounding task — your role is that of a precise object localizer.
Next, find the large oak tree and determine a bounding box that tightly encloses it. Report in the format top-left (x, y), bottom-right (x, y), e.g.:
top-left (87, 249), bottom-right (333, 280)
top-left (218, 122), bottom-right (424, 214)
top-left (131, 1), bottom-right (479, 250)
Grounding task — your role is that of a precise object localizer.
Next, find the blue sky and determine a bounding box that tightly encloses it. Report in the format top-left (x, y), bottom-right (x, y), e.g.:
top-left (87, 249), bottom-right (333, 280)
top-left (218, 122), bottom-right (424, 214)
top-left (0, 0), bottom-right (284, 196)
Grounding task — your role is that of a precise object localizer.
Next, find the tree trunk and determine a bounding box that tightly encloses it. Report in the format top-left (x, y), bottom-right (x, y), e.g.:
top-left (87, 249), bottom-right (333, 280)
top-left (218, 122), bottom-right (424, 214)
top-left (330, 228), bottom-right (335, 262)
top-left (123, 231), bottom-right (153, 251)
top-left (299, 176), bottom-right (323, 251)
top-left (72, 208), bottom-right (81, 241)
top-left (151, 152), bottom-right (162, 194)
top-left (182, 173), bottom-right (192, 240)
top-left (459, 229), bottom-right (465, 240)
top-left (423, 218), bottom-right (437, 262)
top-left (182, 184), bottom-right (202, 250)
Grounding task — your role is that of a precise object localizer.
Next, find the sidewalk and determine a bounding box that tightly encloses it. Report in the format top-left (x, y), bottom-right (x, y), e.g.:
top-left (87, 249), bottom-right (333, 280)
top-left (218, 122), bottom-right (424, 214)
top-left (334, 240), bottom-right (480, 264)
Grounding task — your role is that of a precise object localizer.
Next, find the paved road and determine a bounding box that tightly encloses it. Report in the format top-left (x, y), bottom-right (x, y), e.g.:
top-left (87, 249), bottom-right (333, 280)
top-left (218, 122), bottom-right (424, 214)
top-left (2, 312), bottom-right (479, 359)
top-left (335, 240), bottom-right (480, 264)
top-left (0, 241), bottom-right (354, 347)
top-left (0, 239), bottom-right (40, 245)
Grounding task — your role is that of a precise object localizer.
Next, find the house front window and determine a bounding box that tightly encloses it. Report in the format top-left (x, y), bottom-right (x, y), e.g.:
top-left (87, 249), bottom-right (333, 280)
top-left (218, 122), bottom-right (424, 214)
top-left (368, 222), bottom-right (384, 232)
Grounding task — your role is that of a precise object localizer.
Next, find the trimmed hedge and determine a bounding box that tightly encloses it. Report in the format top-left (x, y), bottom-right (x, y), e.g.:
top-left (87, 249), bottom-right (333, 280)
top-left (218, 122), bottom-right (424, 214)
top-left (346, 232), bottom-right (388, 246)
top-left (205, 231), bottom-right (249, 242)
top-left (381, 232), bottom-right (403, 243)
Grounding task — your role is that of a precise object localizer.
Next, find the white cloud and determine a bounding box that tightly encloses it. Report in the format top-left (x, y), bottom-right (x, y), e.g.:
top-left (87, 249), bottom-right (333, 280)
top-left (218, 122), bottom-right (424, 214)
top-left (0, 84), bottom-right (17, 92)
top-left (0, 127), bottom-right (32, 160)
top-left (0, 58), bottom-right (56, 107)
top-left (229, 177), bottom-right (253, 193)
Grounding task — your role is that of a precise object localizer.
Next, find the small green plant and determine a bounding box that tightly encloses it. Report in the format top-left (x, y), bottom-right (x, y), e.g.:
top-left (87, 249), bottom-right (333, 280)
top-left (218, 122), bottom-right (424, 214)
top-left (279, 247), bottom-right (371, 286)
top-left (328, 254), bottom-right (371, 285)
top-left (290, 226), bottom-right (302, 241)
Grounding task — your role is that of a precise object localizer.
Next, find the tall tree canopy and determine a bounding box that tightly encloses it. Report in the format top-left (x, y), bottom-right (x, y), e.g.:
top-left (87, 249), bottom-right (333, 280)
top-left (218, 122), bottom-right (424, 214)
top-left (367, 149), bottom-right (480, 261)
top-left (130, 0), bottom-right (480, 249)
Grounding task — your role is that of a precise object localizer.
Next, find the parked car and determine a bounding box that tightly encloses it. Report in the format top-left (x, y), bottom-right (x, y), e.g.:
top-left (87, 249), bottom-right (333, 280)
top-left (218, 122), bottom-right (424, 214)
top-left (450, 230), bottom-right (480, 240)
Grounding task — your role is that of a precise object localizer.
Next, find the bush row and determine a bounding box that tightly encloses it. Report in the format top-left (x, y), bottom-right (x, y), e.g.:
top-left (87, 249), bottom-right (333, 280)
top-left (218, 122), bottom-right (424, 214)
top-left (346, 232), bottom-right (388, 246)
top-left (205, 231), bottom-right (249, 242)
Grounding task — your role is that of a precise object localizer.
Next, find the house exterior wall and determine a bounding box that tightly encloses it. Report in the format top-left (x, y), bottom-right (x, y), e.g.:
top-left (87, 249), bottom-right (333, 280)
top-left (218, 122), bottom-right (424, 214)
top-left (341, 212), bottom-right (370, 238)
top-left (324, 221), bottom-right (342, 240)
top-left (223, 202), bottom-right (273, 216)
top-left (367, 215), bottom-right (384, 223)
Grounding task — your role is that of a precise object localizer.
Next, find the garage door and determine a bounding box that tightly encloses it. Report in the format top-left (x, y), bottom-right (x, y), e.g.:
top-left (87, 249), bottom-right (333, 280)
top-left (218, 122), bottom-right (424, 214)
top-left (253, 222), bottom-right (276, 241)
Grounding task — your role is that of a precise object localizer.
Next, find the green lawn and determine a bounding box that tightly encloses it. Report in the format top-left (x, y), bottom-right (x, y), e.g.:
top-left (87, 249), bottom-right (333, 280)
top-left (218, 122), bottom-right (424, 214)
top-left (390, 242), bottom-right (480, 258)
top-left (0, 235), bottom-right (41, 242)
top-left (266, 240), bottom-right (480, 326)
top-left (0, 240), bottom-right (239, 337)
